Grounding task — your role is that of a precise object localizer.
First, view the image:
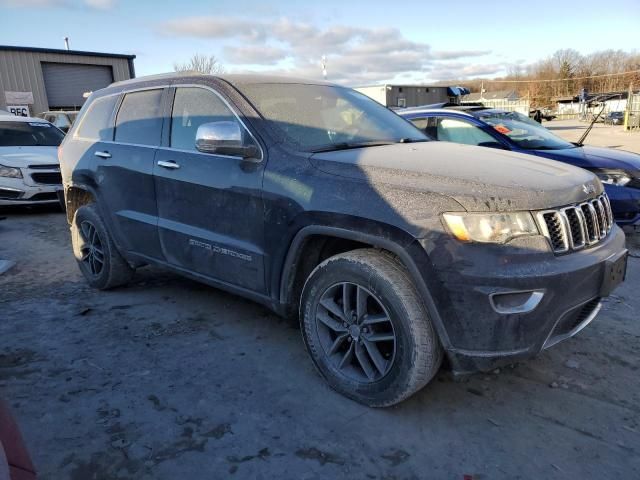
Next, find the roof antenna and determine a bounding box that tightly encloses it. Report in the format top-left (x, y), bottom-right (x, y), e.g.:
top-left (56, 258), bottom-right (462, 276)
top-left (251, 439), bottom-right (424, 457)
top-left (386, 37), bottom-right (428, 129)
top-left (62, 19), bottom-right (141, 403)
top-left (64, 37), bottom-right (70, 51)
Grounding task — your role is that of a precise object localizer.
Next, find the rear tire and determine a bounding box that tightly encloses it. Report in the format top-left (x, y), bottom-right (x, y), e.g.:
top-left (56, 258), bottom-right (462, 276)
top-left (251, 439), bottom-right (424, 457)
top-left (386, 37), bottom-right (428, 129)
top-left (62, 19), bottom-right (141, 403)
top-left (300, 249), bottom-right (442, 407)
top-left (71, 204), bottom-right (134, 289)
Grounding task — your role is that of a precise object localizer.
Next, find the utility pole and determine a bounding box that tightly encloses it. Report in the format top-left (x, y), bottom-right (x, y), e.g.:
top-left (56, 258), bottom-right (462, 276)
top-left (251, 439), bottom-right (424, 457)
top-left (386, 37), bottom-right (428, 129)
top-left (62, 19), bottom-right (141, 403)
top-left (321, 55), bottom-right (327, 80)
top-left (624, 81), bottom-right (633, 131)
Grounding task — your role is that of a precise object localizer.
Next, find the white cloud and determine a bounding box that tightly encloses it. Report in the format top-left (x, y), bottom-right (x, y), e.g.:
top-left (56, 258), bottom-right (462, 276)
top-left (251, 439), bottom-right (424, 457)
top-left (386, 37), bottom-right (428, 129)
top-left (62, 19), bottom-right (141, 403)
top-left (83, 0), bottom-right (115, 9)
top-left (224, 45), bottom-right (288, 65)
top-left (159, 16), bottom-right (494, 84)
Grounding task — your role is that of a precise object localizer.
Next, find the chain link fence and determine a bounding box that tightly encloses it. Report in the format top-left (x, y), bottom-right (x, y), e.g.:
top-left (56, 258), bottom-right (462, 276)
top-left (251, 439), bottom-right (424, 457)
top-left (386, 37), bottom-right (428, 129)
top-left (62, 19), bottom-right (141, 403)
top-left (460, 98), bottom-right (530, 115)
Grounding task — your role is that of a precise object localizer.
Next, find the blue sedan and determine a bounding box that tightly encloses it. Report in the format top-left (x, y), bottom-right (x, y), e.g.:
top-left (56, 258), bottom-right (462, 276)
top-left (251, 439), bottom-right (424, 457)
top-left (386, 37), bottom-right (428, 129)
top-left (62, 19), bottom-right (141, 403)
top-left (399, 106), bottom-right (640, 230)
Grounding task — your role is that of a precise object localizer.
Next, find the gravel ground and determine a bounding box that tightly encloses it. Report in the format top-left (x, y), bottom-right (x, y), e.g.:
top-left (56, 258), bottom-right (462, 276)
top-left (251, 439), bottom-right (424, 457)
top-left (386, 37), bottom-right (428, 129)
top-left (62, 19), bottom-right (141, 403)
top-left (1, 206), bottom-right (639, 480)
top-left (546, 119), bottom-right (640, 154)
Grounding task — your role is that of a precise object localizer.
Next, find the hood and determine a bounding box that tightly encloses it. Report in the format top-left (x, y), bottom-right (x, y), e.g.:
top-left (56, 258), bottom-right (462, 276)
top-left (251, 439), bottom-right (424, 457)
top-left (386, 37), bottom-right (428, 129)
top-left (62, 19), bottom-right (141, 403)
top-left (0, 146), bottom-right (59, 167)
top-left (310, 142), bottom-right (602, 212)
top-left (532, 145), bottom-right (640, 171)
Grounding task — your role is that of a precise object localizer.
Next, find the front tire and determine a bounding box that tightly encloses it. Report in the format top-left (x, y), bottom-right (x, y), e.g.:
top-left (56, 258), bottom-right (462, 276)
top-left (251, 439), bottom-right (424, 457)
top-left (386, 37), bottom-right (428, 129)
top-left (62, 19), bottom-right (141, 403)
top-left (300, 249), bottom-right (443, 407)
top-left (71, 204), bottom-right (134, 289)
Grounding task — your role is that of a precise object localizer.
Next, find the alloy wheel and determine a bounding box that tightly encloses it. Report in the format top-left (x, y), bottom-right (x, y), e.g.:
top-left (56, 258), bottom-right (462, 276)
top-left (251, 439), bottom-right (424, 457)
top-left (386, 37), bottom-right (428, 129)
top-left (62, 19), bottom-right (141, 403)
top-left (79, 220), bottom-right (104, 276)
top-left (314, 282), bottom-right (396, 383)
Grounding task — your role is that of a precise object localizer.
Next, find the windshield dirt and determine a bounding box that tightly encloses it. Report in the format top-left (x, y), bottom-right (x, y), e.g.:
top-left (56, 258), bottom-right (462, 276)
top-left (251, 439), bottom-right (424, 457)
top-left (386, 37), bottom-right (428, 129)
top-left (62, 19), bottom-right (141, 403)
top-left (0, 121), bottom-right (65, 147)
top-left (239, 83), bottom-right (428, 151)
top-left (479, 111), bottom-right (575, 150)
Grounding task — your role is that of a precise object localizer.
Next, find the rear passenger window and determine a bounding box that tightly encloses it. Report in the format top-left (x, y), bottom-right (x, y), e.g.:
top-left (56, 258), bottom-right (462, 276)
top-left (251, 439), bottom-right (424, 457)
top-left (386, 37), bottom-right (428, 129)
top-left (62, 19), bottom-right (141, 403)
top-left (115, 89), bottom-right (164, 146)
top-left (75, 95), bottom-right (118, 140)
top-left (171, 87), bottom-right (238, 151)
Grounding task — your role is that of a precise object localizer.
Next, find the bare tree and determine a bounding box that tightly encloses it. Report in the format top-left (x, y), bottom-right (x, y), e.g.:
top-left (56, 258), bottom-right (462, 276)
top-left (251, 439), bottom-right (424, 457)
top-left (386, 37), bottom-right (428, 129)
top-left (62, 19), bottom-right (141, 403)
top-left (173, 54), bottom-right (224, 74)
top-left (440, 49), bottom-right (639, 108)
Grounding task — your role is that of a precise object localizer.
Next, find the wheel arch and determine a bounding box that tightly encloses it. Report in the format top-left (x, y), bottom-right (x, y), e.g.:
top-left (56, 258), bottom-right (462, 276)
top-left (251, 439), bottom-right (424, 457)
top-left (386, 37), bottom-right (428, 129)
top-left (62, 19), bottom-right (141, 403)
top-left (64, 183), bottom-right (97, 224)
top-left (278, 224), bottom-right (453, 351)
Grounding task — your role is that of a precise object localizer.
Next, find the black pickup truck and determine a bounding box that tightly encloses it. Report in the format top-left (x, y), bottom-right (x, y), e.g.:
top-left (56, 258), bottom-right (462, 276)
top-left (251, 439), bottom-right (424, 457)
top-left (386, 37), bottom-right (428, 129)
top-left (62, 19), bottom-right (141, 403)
top-left (59, 73), bottom-right (627, 406)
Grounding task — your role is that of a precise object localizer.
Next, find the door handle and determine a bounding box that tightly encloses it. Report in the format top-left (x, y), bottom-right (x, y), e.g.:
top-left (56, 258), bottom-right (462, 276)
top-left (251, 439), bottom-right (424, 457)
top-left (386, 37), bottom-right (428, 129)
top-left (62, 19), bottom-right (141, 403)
top-left (157, 160), bottom-right (180, 170)
top-left (94, 151), bottom-right (111, 159)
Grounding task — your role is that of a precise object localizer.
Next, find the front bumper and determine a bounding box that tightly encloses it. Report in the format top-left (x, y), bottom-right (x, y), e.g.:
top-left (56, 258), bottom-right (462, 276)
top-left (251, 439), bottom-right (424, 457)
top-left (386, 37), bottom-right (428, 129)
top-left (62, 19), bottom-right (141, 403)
top-left (605, 183), bottom-right (640, 227)
top-left (425, 226), bottom-right (627, 374)
top-left (0, 165), bottom-right (62, 206)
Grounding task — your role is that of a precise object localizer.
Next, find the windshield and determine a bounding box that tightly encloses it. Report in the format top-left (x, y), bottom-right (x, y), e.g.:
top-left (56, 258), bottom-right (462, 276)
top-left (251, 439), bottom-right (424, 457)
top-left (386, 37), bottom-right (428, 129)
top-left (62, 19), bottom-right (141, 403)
top-left (0, 121), bottom-right (65, 147)
top-left (239, 83), bottom-right (428, 151)
top-left (478, 111), bottom-right (574, 150)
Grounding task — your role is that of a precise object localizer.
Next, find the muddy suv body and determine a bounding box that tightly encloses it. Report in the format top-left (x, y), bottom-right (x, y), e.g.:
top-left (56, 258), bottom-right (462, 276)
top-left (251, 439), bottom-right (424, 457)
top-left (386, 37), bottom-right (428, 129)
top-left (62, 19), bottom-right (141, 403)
top-left (59, 73), bottom-right (628, 406)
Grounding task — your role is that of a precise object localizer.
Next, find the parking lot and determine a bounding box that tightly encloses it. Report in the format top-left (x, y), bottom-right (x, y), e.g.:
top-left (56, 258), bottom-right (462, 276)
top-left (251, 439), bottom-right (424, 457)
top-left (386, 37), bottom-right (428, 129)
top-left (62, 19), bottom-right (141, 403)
top-left (547, 119), bottom-right (640, 154)
top-left (1, 196), bottom-right (639, 479)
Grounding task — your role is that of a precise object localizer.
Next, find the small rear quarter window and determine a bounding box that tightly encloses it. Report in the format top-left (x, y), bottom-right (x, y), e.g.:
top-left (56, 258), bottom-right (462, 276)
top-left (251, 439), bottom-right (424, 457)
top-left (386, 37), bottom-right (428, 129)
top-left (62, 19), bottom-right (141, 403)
top-left (76, 95), bottom-right (119, 140)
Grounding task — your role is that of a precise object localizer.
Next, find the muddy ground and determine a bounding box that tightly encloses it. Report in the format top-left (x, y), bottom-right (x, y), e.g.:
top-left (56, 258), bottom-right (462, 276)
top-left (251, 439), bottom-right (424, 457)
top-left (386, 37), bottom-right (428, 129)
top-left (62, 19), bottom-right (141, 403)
top-left (1, 206), bottom-right (639, 480)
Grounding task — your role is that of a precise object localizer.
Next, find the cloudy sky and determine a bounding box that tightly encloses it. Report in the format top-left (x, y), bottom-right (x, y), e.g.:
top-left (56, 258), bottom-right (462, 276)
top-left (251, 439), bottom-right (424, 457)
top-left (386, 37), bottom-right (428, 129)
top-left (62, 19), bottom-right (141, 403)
top-left (2, 0), bottom-right (639, 85)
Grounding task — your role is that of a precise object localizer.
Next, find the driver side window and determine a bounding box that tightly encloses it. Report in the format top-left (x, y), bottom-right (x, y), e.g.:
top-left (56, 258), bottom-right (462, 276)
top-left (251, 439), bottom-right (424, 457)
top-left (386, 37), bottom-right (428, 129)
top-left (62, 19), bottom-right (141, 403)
top-left (171, 87), bottom-right (240, 151)
top-left (436, 117), bottom-right (497, 146)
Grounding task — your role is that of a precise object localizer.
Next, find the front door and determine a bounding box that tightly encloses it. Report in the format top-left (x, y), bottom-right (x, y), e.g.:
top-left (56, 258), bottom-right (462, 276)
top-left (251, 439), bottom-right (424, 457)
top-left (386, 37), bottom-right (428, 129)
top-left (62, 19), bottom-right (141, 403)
top-left (153, 86), bottom-right (266, 292)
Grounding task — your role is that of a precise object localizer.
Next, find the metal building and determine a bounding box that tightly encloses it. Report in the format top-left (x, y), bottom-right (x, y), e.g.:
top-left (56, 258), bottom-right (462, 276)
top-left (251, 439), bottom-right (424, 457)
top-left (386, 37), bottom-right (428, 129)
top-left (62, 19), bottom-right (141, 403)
top-left (0, 45), bottom-right (135, 116)
top-left (354, 84), bottom-right (455, 108)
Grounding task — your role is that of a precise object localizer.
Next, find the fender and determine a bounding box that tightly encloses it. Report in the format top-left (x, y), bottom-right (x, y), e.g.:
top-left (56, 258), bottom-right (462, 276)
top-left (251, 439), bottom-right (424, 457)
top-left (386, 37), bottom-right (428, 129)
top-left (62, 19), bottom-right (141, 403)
top-left (64, 180), bottom-right (134, 265)
top-left (278, 224), bottom-right (454, 352)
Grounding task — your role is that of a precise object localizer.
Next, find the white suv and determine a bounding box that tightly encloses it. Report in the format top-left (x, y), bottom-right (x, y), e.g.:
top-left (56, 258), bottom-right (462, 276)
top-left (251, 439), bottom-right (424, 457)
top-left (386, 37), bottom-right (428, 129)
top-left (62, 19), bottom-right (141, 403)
top-left (0, 115), bottom-right (64, 206)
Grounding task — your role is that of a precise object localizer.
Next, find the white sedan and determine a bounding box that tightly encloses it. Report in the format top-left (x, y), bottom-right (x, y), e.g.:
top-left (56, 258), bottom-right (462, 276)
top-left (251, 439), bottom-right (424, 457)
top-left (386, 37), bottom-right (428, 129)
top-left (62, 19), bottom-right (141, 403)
top-left (0, 115), bottom-right (65, 206)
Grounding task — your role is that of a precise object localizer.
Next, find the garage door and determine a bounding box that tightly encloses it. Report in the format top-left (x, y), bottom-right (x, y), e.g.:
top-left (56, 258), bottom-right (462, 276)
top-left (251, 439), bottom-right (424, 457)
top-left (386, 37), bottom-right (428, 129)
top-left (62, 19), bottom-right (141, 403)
top-left (42, 62), bottom-right (114, 109)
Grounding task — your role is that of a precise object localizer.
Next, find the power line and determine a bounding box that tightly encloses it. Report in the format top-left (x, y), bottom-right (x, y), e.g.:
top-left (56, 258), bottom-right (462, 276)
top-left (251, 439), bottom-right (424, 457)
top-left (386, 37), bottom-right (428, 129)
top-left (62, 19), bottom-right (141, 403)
top-left (482, 69), bottom-right (640, 84)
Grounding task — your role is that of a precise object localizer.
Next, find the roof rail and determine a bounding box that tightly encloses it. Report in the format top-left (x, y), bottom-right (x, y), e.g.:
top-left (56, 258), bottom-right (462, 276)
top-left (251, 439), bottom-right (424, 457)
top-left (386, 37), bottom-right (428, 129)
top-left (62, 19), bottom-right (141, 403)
top-left (109, 71), bottom-right (205, 87)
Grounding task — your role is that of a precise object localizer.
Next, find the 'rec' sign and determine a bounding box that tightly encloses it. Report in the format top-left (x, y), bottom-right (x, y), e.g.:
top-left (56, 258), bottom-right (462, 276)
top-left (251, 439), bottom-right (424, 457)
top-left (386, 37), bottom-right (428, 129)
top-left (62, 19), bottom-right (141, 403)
top-left (7, 105), bottom-right (30, 117)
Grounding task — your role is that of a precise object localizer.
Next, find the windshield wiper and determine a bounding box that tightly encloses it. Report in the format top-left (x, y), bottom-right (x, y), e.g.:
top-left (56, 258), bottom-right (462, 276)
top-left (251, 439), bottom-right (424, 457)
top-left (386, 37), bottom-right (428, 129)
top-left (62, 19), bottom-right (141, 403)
top-left (309, 141), bottom-right (397, 153)
top-left (309, 138), bottom-right (427, 153)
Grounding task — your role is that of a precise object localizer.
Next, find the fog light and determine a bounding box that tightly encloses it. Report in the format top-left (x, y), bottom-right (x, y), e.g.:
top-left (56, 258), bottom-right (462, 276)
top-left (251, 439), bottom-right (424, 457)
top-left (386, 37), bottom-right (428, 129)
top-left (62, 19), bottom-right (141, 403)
top-left (489, 290), bottom-right (544, 314)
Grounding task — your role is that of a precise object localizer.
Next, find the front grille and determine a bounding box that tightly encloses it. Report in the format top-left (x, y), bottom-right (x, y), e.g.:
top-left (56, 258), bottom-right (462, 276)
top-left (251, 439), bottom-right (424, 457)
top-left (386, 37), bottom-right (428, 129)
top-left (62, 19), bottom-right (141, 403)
top-left (552, 298), bottom-right (601, 338)
top-left (537, 193), bottom-right (613, 254)
top-left (28, 164), bottom-right (59, 170)
top-left (28, 192), bottom-right (58, 201)
top-left (31, 172), bottom-right (62, 185)
top-left (0, 188), bottom-right (22, 199)
top-left (542, 212), bottom-right (565, 250)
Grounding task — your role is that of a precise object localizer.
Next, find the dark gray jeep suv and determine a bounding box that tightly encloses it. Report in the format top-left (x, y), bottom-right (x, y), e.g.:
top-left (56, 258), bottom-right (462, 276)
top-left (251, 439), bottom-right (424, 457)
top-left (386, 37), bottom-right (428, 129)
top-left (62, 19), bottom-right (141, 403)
top-left (59, 73), bottom-right (628, 406)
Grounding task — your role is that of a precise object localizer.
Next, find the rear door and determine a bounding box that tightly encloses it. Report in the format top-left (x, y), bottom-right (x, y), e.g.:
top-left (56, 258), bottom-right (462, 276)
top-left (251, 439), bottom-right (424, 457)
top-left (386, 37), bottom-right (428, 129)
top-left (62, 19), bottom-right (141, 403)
top-left (153, 86), bottom-right (266, 292)
top-left (94, 88), bottom-right (166, 259)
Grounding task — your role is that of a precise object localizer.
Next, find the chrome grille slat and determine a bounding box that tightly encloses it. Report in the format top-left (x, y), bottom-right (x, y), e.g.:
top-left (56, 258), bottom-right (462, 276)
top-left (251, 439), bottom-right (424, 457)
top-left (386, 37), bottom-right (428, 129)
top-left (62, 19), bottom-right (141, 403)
top-left (537, 193), bottom-right (613, 254)
top-left (592, 199), bottom-right (606, 238)
top-left (563, 207), bottom-right (585, 249)
top-left (602, 195), bottom-right (613, 231)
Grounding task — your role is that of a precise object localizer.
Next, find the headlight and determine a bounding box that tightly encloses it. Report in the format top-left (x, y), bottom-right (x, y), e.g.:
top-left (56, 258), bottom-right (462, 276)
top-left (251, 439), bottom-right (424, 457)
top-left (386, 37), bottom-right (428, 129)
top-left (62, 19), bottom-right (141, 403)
top-left (0, 164), bottom-right (22, 178)
top-left (443, 212), bottom-right (539, 244)
top-left (591, 169), bottom-right (631, 187)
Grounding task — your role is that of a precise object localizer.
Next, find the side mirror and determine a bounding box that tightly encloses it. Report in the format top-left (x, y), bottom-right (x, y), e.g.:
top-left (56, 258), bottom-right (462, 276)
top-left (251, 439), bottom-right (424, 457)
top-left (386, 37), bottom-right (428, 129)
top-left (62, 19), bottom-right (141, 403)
top-left (195, 121), bottom-right (258, 159)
